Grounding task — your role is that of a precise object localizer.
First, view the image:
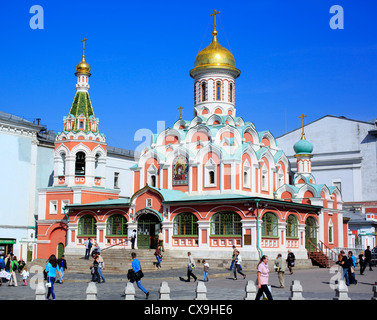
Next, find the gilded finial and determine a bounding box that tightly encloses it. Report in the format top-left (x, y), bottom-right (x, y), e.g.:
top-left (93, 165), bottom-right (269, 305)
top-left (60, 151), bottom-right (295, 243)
top-left (298, 113), bottom-right (307, 140)
top-left (178, 106), bottom-right (183, 120)
top-left (76, 37), bottom-right (91, 76)
top-left (81, 37), bottom-right (87, 59)
top-left (209, 10), bottom-right (221, 38)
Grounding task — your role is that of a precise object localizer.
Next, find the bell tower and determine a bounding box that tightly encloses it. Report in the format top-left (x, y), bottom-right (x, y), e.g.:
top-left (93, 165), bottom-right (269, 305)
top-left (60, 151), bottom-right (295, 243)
top-left (53, 38), bottom-right (107, 188)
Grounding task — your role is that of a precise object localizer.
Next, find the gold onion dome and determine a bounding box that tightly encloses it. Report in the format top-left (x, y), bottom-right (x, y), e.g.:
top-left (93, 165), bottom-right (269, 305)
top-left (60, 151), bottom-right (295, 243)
top-left (75, 38), bottom-right (91, 76)
top-left (190, 29), bottom-right (240, 78)
top-left (75, 56), bottom-right (91, 75)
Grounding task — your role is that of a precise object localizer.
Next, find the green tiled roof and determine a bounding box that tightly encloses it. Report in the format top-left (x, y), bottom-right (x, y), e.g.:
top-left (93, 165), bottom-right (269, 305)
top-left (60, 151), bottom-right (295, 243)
top-left (66, 91), bottom-right (95, 132)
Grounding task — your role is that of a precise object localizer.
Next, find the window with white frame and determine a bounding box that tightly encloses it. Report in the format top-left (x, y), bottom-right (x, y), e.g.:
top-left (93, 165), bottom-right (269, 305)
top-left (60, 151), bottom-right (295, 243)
top-left (328, 219), bottom-right (334, 244)
top-left (49, 200), bottom-right (58, 214)
top-left (114, 172), bottom-right (120, 188)
top-left (278, 167), bottom-right (284, 188)
top-left (61, 200), bottom-right (69, 214)
top-left (147, 164), bottom-right (158, 187)
top-left (261, 164), bottom-right (268, 191)
top-left (243, 160), bottom-right (251, 188)
top-left (204, 158), bottom-right (217, 187)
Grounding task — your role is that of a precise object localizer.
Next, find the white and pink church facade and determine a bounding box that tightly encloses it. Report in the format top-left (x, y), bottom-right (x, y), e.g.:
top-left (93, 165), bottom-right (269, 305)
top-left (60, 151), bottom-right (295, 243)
top-left (36, 15), bottom-right (348, 262)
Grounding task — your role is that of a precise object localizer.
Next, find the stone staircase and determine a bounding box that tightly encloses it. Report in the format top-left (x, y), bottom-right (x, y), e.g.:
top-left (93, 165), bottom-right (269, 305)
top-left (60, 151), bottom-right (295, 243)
top-left (308, 251), bottom-right (336, 268)
top-left (29, 248), bottom-right (315, 274)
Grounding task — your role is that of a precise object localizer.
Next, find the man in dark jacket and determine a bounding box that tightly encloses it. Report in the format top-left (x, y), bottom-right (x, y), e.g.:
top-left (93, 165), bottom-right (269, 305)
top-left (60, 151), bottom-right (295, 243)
top-left (364, 246), bottom-right (373, 271)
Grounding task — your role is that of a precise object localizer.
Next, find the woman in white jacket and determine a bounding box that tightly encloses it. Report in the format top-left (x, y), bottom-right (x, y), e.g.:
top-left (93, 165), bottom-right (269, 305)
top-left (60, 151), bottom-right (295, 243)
top-left (233, 250), bottom-right (246, 280)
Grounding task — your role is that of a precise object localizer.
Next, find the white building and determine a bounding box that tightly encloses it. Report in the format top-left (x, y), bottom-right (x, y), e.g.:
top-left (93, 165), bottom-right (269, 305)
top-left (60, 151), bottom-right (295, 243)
top-left (277, 115), bottom-right (377, 249)
top-left (0, 111), bottom-right (137, 261)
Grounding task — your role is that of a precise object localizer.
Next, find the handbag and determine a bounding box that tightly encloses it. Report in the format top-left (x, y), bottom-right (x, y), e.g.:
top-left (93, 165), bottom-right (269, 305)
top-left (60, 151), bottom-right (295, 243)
top-left (135, 270), bottom-right (144, 281)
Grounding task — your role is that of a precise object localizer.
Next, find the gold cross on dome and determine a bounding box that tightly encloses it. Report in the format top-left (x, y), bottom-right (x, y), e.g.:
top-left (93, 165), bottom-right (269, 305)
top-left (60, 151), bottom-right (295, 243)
top-left (81, 38), bottom-right (87, 56)
top-left (178, 106), bottom-right (183, 119)
top-left (299, 113), bottom-right (307, 139)
top-left (210, 10), bottom-right (221, 30)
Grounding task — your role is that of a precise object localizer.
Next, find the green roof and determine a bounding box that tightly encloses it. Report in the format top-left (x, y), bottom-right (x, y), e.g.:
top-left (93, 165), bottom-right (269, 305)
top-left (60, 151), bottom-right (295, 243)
top-left (66, 91), bottom-right (96, 132)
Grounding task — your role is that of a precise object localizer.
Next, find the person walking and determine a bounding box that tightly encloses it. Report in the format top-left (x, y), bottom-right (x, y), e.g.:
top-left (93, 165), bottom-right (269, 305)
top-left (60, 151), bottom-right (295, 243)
top-left (364, 246), bottom-right (373, 271)
top-left (97, 253), bottom-right (106, 283)
top-left (274, 253), bottom-right (285, 288)
top-left (84, 238), bottom-right (92, 260)
top-left (233, 250), bottom-right (246, 280)
top-left (229, 245), bottom-right (237, 271)
top-left (131, 252), bottom-right (149, 299)
top-left (348, 251), bottom-right (357, 285)
top-left (91, 242), bottom-right (101, 258)
top-left (130, 229), bottom-right (137, 250)
top-left (337, 250), bottom-right (350, 286)
top-left (21, 265), bottom-right (29, 286)
top-left (8, 256), bottom-right (19, 287)
top-left (154, 245), bottom-right (162, 270)
top-left (57, 255), bottom-right (67, 283)
top-left (255, 255), bottom-right (273, 300)
top-left (186, 252), bottom-right (197, 282)
top-left (203, 259), bottom-right (209, 282)
top-left (45, 254), bottom-right (63, 300)
top-left (91, 255), bottom-right (101, 283)
top-left (359, 251), bottom-right (365, 275)
top-left (286, 250), bottom-right (295, 274)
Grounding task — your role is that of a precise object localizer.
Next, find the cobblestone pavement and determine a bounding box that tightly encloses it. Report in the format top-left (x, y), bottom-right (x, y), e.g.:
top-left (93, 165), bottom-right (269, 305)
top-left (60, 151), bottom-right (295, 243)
top-left (0, 265), bottom-right (376, 300)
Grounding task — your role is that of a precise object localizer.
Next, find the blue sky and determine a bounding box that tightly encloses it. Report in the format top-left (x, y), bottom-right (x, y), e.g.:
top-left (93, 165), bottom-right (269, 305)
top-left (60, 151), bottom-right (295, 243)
top-left (1, 0), bottom-right (376, 151)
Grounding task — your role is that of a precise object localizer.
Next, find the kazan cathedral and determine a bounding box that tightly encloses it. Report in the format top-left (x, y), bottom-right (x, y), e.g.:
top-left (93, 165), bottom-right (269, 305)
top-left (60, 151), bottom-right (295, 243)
top-left (36, 12), bottom-right (347, 263)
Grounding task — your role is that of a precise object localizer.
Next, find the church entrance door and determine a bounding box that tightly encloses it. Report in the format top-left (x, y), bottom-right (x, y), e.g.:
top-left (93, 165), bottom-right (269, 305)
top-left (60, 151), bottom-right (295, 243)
top-left (137, 213), bottom-right (161, 249)
top-left (305, 216), bottom-right (318, 252)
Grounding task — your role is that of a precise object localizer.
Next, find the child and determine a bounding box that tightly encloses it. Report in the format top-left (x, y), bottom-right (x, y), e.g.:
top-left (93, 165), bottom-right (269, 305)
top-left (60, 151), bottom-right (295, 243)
top-left (203, 259), bottom-right (209, 282)
top-left (21, 265), bottom-right (29, 286)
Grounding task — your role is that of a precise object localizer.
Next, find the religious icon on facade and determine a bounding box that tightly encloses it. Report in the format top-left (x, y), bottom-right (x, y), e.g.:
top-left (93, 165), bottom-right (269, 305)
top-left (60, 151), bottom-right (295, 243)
top-left (173, 155), bottom-right (188, 185)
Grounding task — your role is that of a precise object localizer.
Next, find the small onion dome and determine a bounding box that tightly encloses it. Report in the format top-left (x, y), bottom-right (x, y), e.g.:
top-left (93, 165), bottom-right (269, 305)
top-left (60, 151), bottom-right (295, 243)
top-left (293, 137), bottom-right (313, 155)
top-left (190, 30), bottom-right (240, 78)
top-left (75, 56), bottom-right (91, 76)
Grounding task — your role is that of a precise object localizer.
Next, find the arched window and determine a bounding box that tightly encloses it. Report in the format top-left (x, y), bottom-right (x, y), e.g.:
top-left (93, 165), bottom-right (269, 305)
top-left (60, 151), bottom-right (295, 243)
top-left (150, 175), bottom-right (156, 187)
top-left (210, 211), bottom-right (242, 236)
top-left (202, 82), bottom-right (207, 102)
top-left (75, 151), bottom-right (86, 176)
top-left (261, 164), bottom-right (268, 191)
top-left (78, 215), bottom-right (96, 236)
top-left (173, 212), bottom-right (198, 236)
top-left (106, 214), bottom-right (127, 236)
top-left (286, 214), bottom-right (298, 238)
top-left (58, 152), bottom-right (66, 176)
top-left (262, 212), bottom-right (278, 237)
top-left (216, 81), bottom-right (221, 101)
top-left (229, 83), bottom-right (233, 102)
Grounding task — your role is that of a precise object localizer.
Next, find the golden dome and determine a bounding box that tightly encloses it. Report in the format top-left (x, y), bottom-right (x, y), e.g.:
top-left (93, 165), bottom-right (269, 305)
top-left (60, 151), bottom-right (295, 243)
top-left (75, 56), bottom-right (91, 76)
top-left (190, 30), bottom-right (240, 78)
